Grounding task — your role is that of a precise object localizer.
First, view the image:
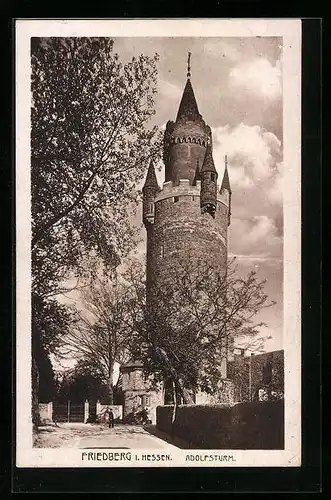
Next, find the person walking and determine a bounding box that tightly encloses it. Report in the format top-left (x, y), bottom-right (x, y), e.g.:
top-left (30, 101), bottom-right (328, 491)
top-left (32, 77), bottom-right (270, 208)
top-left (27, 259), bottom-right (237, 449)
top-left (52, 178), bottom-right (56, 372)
top-left (108, 409), bottom-right (114, 429)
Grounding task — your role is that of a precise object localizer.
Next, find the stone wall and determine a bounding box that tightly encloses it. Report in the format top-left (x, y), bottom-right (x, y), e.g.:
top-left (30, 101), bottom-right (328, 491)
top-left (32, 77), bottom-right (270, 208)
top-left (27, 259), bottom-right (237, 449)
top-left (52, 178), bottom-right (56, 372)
top-left (148, 188), bottom-right (229, 295)
top-left (122, 389), bottom-right (163, 424)
top-left (195, 379), bottom-right (235, 405)
top-left (38, 402), bottom-right (53, 424)
top-left (96, 403), bottom-right (123, 423)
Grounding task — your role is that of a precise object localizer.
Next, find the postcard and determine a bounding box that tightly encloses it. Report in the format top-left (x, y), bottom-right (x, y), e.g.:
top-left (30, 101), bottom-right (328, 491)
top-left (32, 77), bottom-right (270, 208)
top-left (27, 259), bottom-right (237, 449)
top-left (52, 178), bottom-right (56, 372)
top-left (16, 18), bottom-right (301, 468)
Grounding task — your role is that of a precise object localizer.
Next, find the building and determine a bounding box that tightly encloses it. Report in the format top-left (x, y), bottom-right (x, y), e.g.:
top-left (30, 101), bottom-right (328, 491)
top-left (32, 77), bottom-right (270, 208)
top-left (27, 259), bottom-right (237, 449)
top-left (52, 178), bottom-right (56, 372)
top-left (142, 58), bottom-right (232, 394)
top-left (143, 59), bottom-right (231, 290)
top-left (120, 360), bottom-right (163, 424)
top-left (227, 349), bottom-right (284, 402)
top-left (121, 56), bottom-right (282, 418)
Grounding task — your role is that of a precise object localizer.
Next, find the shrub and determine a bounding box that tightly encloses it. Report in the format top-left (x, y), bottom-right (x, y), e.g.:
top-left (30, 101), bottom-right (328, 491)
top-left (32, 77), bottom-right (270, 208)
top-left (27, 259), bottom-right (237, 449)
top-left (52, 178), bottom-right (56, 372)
top-left (156, 400), bottom-right (284, 449)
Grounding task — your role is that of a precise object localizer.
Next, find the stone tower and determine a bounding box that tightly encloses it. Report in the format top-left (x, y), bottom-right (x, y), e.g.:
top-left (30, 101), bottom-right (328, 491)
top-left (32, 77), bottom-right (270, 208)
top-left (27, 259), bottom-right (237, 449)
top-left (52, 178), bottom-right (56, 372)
top-left (143, 57), bottom-right (232, 305)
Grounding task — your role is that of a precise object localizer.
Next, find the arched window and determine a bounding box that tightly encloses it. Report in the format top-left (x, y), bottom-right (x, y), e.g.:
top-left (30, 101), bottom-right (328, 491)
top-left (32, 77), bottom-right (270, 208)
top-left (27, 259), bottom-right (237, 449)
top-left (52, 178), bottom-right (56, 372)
top-left (210, 173), bottom-right (216, 182)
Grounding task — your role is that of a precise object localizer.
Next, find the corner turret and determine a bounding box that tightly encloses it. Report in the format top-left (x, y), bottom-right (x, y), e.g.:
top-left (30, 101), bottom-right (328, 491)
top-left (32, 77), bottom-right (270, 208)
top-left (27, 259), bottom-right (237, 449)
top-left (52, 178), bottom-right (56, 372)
top-left (142, 159), bottom-right (159, 227)
top-left (200, 142), bottom-right (218, 217)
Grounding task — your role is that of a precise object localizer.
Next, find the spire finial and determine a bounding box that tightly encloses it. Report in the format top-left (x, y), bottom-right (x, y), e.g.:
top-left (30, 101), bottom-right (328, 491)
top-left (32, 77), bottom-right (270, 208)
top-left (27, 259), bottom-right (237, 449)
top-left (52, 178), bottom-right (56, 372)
top-left (187, 52), bottom-right (191, 79)
top-left (225, 154), bottom-right (228, 169)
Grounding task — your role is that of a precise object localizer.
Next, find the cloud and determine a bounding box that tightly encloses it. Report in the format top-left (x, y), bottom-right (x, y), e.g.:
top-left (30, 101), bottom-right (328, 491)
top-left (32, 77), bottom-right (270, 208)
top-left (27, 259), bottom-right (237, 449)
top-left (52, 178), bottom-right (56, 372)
top-left (267, 161), bottom-right (283, 205)
top-left (229, 57), bottom-right (282, 100)
top-left (230, 216), bottom-right (282, 261)
top-left (212, 123), bottom-right (282, 188)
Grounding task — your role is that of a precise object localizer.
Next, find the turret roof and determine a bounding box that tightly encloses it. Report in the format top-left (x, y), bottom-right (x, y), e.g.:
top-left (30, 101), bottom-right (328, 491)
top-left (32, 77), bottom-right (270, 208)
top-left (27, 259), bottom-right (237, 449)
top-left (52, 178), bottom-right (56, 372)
top-left (176, 78), bottom-right (202, 122)
top-left (142, 159), bottom-right (159, 191)
top-left (220, 161), bottom-right (232, 193)
top-left (201, 143), bottom-right (218, 174)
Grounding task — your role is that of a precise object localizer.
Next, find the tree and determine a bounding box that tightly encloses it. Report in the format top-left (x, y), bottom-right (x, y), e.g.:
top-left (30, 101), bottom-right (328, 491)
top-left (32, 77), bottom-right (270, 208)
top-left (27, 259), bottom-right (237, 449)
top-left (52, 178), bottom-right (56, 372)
top-left (30, 37), bottom-right (161, 421)
top-left (59, 272), bottom-right (133, 404)
top-left (31, 37), bottom-right (161, 272)
top-left (56, 360), bottom-right (110, 404)
top-left (124, 255), bottom-right (275, 425)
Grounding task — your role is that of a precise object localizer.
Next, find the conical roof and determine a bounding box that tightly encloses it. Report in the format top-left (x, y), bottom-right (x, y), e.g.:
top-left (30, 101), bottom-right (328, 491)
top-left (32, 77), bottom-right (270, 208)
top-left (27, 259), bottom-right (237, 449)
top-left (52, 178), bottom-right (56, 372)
top-left (201, 143), bottom-right (217, 174)
top-left (142, 159), bottom-right (159, 191)
top-left (176, 78), bottom-right (201, 122)
top-left (220, 162), bottom-right (232, 193)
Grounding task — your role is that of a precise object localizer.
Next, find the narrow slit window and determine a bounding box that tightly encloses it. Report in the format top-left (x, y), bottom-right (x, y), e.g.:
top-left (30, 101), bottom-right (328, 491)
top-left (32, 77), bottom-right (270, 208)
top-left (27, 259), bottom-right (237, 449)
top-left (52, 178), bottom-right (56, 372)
top-left (174, 196), bottom-right (179, 203)
top-left (160, 245), bottom-right (164, 258)
top-left (210, 173), bottom-right (216, 182)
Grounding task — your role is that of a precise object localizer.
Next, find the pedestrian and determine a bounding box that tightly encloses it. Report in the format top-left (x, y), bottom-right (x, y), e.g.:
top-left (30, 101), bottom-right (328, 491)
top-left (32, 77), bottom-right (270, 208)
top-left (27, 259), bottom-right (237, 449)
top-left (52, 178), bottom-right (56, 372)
top-left (108, 409), bottom-right (114, 429)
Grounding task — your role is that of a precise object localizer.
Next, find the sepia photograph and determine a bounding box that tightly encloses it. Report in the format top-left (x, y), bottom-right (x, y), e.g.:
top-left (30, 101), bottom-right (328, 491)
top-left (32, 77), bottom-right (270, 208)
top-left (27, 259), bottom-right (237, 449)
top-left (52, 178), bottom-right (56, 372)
top-left (16, 19), bottom-right (301, 468)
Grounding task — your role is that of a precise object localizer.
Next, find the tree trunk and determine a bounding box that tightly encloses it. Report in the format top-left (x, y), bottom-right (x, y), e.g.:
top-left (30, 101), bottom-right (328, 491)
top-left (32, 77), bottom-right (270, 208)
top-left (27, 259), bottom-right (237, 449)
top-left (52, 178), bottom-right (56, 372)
top-left (171, 380), bottom-right (178, 440)
top-left (108, 375), bottom-right (114, 405)
top-left (177, 378), bottom-right (195, 404)
top-left (108, 338), bottom-right (114, 404)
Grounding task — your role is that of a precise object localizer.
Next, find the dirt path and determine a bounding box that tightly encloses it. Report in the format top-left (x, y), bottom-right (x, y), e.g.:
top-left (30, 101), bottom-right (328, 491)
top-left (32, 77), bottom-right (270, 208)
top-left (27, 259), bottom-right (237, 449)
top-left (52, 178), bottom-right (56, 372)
top-left (34, 423), bottom-right (179, 450)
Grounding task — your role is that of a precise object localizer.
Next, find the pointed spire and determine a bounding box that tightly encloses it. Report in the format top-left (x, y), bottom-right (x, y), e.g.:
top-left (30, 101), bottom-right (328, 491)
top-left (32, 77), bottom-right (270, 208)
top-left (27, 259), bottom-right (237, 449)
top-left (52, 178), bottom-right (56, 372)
top-left (220, 154), bottom-right (231, 193)
top-left (201, 142), bottom-right (217, 174)
top-left (142, 159), bottom-right (159, 191)
top-left (176, 54), bottom-right (201, 122)
top-left (176, 79), bottom-right (201, 122)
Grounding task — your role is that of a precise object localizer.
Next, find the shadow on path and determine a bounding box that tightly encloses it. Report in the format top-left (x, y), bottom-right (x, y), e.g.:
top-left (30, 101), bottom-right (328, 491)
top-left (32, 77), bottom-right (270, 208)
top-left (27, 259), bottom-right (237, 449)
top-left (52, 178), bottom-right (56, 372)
top-left (143, 425), bottom-right (191, 449)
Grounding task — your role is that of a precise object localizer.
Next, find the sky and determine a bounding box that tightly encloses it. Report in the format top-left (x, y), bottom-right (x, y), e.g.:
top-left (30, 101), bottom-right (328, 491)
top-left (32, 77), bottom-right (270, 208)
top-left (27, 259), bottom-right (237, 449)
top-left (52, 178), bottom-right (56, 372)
top-left (112, 37), bottom-right (284, 352)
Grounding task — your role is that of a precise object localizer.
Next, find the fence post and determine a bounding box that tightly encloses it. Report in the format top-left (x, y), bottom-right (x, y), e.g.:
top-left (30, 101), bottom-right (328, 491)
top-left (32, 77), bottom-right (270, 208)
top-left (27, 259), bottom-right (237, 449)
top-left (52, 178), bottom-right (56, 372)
top-left (96, 400), bottom-right (101, 416)
top-left (84, 400), bottom-right (89, 423)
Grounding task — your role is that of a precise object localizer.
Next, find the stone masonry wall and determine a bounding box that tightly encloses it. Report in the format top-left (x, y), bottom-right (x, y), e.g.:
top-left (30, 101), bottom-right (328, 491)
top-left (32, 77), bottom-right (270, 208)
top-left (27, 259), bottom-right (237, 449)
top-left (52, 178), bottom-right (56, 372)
top-left (121, 368), bottom-right (163, 424)
top-left (147, 190), bottom-right (229, 296)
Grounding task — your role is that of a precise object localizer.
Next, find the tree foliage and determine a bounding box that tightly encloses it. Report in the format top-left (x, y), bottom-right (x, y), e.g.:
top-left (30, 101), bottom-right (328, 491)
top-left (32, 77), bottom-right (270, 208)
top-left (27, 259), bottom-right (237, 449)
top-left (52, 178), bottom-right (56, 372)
top-left (56, 359), bottom-right (110, 404)
top-left (124, 256), bottom-right (275, 404)
top-left (30, 37), bottom-right (161, 412)
top-left (59, 272), bottom-right (133, 403)
top-left (31, 37), bottom-right (161, 297)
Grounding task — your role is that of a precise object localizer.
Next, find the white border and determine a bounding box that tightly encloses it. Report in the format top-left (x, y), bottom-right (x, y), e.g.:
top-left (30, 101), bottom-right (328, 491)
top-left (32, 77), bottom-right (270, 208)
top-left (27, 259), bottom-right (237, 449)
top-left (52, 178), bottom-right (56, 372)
top-left (16, 18), bottom-right (301, 468)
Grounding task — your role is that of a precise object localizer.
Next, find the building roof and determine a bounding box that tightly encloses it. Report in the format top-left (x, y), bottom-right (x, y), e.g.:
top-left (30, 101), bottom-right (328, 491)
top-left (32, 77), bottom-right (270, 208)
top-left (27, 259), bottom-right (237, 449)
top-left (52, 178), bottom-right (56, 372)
top-left (201, 143), bottom-right (217, 174)
top-left (176, 78), bottom-right (202, 122)
top-left (220, 163), bottom-right (232, 193)
top-left (142, 159), bottom-right (159, 191)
